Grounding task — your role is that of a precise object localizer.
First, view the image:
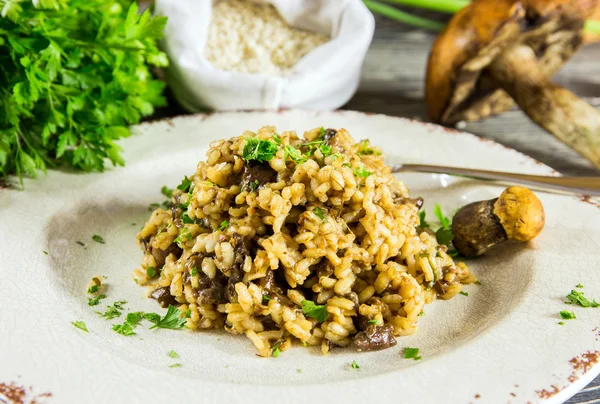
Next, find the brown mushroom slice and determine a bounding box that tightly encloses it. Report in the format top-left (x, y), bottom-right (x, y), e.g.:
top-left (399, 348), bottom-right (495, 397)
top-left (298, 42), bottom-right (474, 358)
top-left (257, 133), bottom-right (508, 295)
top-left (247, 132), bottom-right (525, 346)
top-left (452, 186), bottom-right (545, 257)
top-left (425, 0), bottom-right (600, 167)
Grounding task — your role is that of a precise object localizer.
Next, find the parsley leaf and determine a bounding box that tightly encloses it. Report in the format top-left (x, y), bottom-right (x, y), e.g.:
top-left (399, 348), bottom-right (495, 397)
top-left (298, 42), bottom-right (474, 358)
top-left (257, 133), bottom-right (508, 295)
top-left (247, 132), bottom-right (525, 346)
top-left (262, 295), bottom-right (271, 304)
top-left (248, 179), bottom-right (260, 192)
top-left (576, 284), bottom-right (584, 288)
top-left (168, 350), bottom-right (179, 359)
top-left (87, 285), bottom-right (99, 294)
top-left (146, 305), bottom-right (188, 330)
top-left (112, 322), bottom-right (136, 336)
top-left (177, 176), bottom-right (193, 192)
top-left (283, 145), bottom-right (307, 164)
top-left (181, 212), bottom-right (195, 224)
top-left (0, 2), bottom-right (168, 186)
top-left (218, 220), bottom-right (229, 231)
top-left (354, 166), bottom-right (373, 178)
top-left (418, 211), bottom-right (429, 229)
top-left (146, 267), bottom-right (156, 278)
top-left (301, 300), bottom-right (329, 323)
top-left (72, 320), bottom-right (88, 333)
top-left (174, 227), bottom-right (193, 246)
top-left (351, 360), bottom-right (360, 369)
top-left (98, 301), bottom-right (127, 320)
top-left (161, 186), bottom-right (173, 198)
top-left (560, 310), bottom-right (576, 319)
top-left (92, 234), bottom-right (105, 244)
top-left (313, 207), bottom-right (326, 221)
top-left (367, 319), bottom-right (380, 325)
top-left (433, 204), bottom-right (451, 229)
top-left (191, 267), bottom-right (198, 277)
top-left (272, 348), bottom-right (281, 358)
top-left (459, 291), bottom-right (469, 296)
top-left (242, 138), bottom-right (278, 163)
top-left (558, 321), bottom-right (565, 325)
top-left (169, 363), bottom-right (182, 368)
top-left (566, 290), bottom-right (599, 308)
top-left (88, 294), bottom-right (106, 306)
top-left (404, 347), bottom-right (421, 360)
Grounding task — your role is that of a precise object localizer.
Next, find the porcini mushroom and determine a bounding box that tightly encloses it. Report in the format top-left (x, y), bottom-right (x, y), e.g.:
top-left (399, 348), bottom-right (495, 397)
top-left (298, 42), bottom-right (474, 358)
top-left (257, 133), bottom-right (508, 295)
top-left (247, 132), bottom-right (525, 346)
top-left (451, 186), bottom-right (545, 257)
top-left (425, 0), bottom-right (600, 168)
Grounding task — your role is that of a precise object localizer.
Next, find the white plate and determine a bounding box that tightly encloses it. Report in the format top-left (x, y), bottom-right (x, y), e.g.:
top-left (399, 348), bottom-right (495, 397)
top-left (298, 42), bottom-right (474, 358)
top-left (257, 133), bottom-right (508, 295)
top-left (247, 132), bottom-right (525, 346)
top-left (1, 110), bottom-right (599, 404)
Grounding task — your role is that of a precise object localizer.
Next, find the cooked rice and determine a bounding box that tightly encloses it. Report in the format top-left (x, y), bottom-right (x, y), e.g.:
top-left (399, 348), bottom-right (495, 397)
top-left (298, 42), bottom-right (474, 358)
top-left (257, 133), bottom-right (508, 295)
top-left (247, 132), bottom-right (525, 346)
top-left (134, 126), bottom-right (476, 357)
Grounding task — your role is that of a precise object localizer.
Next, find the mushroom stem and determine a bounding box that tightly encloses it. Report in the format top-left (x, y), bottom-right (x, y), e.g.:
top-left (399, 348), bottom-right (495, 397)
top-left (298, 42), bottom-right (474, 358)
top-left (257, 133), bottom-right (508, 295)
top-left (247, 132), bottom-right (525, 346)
top-left (488, 44), bottom-right (600, 168)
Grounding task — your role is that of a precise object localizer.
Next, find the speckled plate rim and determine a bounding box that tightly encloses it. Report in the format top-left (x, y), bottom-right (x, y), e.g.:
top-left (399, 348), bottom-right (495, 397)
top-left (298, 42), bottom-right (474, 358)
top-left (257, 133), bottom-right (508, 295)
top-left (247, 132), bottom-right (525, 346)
top-left (0, 110), bottom-right (599, 404)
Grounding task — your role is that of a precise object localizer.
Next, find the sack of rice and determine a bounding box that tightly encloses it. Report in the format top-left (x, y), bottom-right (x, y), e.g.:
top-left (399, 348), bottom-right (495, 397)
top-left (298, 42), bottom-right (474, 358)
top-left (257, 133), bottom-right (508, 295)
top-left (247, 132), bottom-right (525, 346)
top-left (155, 0), bottom-right (375, 111)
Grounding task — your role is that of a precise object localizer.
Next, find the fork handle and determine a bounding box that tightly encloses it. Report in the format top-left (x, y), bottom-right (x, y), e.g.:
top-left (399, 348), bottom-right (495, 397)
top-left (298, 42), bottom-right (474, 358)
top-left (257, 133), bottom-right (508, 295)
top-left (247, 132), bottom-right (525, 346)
top-left (394, 164), bottom-right (600, 196)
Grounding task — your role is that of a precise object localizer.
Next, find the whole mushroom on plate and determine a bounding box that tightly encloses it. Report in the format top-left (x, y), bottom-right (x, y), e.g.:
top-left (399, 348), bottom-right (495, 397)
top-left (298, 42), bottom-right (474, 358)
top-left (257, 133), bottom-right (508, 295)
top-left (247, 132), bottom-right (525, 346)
top-left (425, 0), bottom-right (600, 168)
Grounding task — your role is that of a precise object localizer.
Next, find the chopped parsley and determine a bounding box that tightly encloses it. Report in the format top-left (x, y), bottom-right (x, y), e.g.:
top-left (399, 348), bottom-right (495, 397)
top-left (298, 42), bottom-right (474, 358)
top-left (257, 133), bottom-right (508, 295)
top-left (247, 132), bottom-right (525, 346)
top-left (168, 350), bottom-right (179, 359)
top-left (342, 163), bottom-right (351, 168)
top-left (433, 204), bottom-right (452, 229)
top-left (218, 220), bottom-right (229, 231)
top-left (242, 138), bottom-right (278, 163)
top-left (181, 212), bottom-right (194, 224)
top-left (98, 301), bottom-right (127, 320)
top-left (404, 347), bottom-right (421, 360)
top-left (296, 369), bottom-right (302, 373)
top-left (169, 363), bottom-right (182, 368)
top-left (566, 290), bottom-right (599, 308)
top-left (459, 291), bottom-right (469, 297)
top-left (146, 267), bottom-right (156, 278)
top-left (313, 207), bottom-right (326, 221)
top-left (283, 145), bottom-right (307, 164)
top-left (432, 204), bottom-right (454, 246)
top-left (418, 211), bottom-right (429, 229)
top-left (273, 134), bottom-right (282, 145)
top-left (161, 186), bottom-right (173, 198)
top-left (558, 321), bottom-right (565, 325)
top-left (272, 348), bottom-right (281, 358)
top-left (475, 280), bottom-right (483, 285)
top-left (262, 295), bottom-right (271, 304)
top-left (88, 294), bottom-right (107, 306)
top-left (72, 321), bottom-right (88, 333)
top-left (301, 300), bottom-right (329, 323)
top-left (42, 250), bottom-right (48, 255)
top-left (177, 176), bottom-right (193, 192)
top-left (248, 179), bottom-right (260, 192)
top-left (418, 311), bottom-right (425, 317)
top-left (356, 140), bottom-right (379, 156)
top-left (191, 267), bottom-right (198, 277)
top-left (146, 305), bottom-right (189, 330)
top-left (112, 322), bottom-right (136, 336)
top-left (353, 166), bottom-right (373, 178)
top-left (174, 227), bottom-right (193, 246)
top-left (330, 153), bottom-right (342, 161)
top-left (576, 284), bottom-right (584, 288)
top-left (559, 310), bottom-right (576, 320)
top-left (318, 143), bottom-right (333, 157)
top-left (148, 202), bottom-right (160, 211)
top-left (92, 234), bottom-right (105, 244)
top-left (76, 241), bottom-right (86, 247)
top-left (368, 319), bottom-right (380, 325)
top-left (351, 360), bottom-right (360, 369)
top-left (87, 285), bottom-right (100, 294)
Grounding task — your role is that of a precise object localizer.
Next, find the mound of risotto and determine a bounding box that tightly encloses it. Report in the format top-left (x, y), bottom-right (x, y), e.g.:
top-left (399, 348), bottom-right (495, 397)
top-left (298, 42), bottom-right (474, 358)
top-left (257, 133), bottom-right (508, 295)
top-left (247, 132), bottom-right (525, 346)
top-left (134, 126), bottom-right (475, 357)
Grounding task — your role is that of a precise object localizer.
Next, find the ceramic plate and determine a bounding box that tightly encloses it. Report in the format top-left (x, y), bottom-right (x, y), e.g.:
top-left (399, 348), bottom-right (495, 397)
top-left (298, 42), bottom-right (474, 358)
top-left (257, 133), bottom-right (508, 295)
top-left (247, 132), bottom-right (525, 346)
top-left (1, 111), bottom-right (599, 404)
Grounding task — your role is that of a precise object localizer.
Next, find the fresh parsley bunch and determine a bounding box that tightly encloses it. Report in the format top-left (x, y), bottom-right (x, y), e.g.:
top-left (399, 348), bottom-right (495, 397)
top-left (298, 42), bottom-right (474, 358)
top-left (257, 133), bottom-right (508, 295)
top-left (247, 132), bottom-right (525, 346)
top-left (0, 0), bottom-right (168, 185)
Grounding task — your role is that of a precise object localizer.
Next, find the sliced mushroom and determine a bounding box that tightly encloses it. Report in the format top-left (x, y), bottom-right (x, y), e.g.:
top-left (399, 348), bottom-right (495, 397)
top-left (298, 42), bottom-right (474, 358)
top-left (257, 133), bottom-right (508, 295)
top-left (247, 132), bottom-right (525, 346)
top-left (452, 186), bottom-right (545, 257)
top-left (425, 0), bottom-right (600, 167)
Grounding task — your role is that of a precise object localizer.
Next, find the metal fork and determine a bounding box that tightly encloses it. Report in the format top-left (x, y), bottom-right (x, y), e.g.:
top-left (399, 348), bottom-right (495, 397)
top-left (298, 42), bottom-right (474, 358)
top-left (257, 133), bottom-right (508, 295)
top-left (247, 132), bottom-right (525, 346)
top-left (392, 164), bottom-right (600, 196)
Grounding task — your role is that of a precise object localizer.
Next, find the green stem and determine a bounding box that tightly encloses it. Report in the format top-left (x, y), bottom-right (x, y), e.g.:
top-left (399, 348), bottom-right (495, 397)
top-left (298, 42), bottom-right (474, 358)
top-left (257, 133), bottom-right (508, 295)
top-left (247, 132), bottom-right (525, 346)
top-left (585, 20), bottom-right (600, 35)
top-left (380, 0), bottom-right (468, 14)
top-left (364, 0), bottom-right (445, 31)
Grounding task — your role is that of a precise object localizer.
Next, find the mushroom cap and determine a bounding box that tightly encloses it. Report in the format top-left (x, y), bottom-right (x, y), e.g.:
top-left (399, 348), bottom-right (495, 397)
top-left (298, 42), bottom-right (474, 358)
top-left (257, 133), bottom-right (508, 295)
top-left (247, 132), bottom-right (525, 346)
top-left (425, 0), bottom-right (596, 125)
top-left (493, 186), bottom-right (545, 242)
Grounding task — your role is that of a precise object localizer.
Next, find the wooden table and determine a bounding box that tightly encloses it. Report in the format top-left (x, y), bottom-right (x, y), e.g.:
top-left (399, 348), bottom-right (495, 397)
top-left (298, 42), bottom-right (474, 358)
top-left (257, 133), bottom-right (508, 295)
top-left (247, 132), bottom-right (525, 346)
top-left (157, 14), bottom-right (600, 403)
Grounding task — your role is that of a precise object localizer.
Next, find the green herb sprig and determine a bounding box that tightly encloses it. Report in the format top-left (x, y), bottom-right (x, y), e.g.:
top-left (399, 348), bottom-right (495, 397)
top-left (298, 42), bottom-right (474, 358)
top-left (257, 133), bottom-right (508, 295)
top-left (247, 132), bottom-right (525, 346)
top-left (0, 0), bottom-right (168, 186)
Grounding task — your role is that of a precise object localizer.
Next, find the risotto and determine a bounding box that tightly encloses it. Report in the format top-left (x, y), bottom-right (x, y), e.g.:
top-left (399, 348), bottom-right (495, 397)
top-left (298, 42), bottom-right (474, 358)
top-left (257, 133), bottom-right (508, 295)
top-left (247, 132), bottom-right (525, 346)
top-left (134, 126), bottom-right (476, 357)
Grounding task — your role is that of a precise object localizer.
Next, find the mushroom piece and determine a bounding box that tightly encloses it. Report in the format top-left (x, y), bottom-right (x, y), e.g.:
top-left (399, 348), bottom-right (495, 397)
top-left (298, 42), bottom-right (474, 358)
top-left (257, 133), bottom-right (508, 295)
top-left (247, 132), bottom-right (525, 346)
top-left (425, 0), bottom-right (600, 168)
top-left (451, 186), bottom-right (545, 257)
